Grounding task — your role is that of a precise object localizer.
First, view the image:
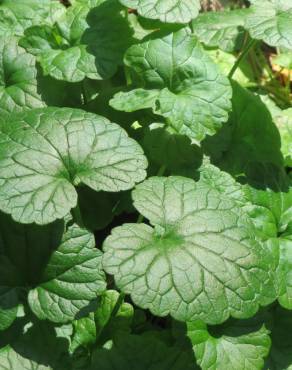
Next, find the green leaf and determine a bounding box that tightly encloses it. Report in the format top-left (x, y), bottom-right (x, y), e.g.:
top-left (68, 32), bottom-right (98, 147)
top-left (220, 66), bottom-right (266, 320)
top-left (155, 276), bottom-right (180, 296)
top-left (206, 49), bottom-right (255, 86)
top-left (192, 9), bottom-right (249, 52)
top-left (71, 290), bottom-right (133, 351)
top-left (203, 82), bottom-right (283, 176)
top-left (265, 307), bottom-right (292, 370)
top-left (94, 290), bottom-right (133, 342)
top-left (278, 235), bottom-right (292, 309)
top-left (0, 0), bottom-right (65, 37)
top-left (260, 96), bottom-right (292, 167)
top-left (119, 0), bottom-right (201, 23)
top-left (0, 211), bottom-right (64, 330)
top-left (143, 123), bottom-right (203, 177)
top-left (28, 223), bottom-right (106, 324)
top-left (273, 52), bottom-right (292, 69)
top-left (0, 36), bottom-right (47, 115)
top-left (71, 315), bottom-right (96, 353)
top-left (244, 164), bottom-right (292, 231)
top-left (90, 332), bottom-right (197, 370)
top-left (187, 319), bottom-right (271, 370)
top-left (103, 173), bottom-right (277, 324)
top-left (245, 0), bottom-right (292, 50)
top-left (0, 289), bottom-right (19, 331)
top-left (78, 187), bottom-right (116, 231)
top-left (0, 107), bottom-right (147, 225)
top-left (243, 164), bottom-right (292, 309)
top-left (110, 29), bottom-right (232, 142)
top-left (0, 320), bottom-right (71, 369)
top-left (20, 1), bottom-right (134, 82)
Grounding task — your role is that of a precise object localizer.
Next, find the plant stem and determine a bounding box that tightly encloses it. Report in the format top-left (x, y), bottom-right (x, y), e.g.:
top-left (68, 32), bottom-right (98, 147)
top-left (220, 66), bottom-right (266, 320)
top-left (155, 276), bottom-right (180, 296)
top-left (229, 39), bottom-right (257, 79)
top-left (72, 203), bottom-right (84, 228)
top-left (137, 165), bottom-right (166, 224)
top-left (81, 80), bottom-right (88, 105)
top-left (189, 20), bottom-right (194, 33)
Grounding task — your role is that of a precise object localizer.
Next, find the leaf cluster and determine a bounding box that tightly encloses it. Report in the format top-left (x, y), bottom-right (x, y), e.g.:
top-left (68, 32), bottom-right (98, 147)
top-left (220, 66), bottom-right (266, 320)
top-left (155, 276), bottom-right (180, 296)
top-left (0, 0), bottom-right (291, 369)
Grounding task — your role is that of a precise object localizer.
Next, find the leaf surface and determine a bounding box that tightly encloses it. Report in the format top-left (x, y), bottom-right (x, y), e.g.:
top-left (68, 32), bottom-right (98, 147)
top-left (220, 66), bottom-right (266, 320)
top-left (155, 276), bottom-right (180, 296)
top-left (0, 36), bottom-right (47, 115)
top-left (90, 332), bottom-right (197, 370)
top-left (119, 0), bottom-right (201, 23)
top-left (103, 173), bottom-right (277, 324)
top-left (203, 83), bottom-right (283, 176)
top-left (0, 320), bottom-right (70, 369)
top-left (192, 9), bottom-right (249, 52)
top-left (187, 319), bottom-right (271, 370)
top-left (111, 29), bottom-right (232, 142)
top-left (0, 0), bottom-right (65, 37)
top-left (0, 107), bottom-right (147, 224)
top-left (20, 0), bottom-right (134, 82)
top-left (28, 224), bottom-right (106, 323)
top-left (245, 0), bottom-right (292, 50)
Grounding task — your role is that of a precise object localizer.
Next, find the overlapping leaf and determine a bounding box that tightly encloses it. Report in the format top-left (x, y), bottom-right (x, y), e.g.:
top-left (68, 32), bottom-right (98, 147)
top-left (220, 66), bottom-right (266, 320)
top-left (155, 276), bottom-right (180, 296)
top-left (103, 169), bottom-right (277, 324)
top-left (111, 29), bottom-right (232, 142)
top-left (192, 9), bottom-right (249, 52)
top-left (0, 107), bottom-right (147, 224)
top-left (265, 307), bottom-right (292, 369)
top-left (119, 0), bottom-right (201, 23)
top-left (90, 332), bottom-right (197, 370)
top-left (0, 36), bottom-right (47, 115)
top-left (0, 0), bottom-right (65, 37)
top-left (203, 83), bottom-right (283, 176)
top-left (187, 319), bottom-right (271, 370)
top-left (243, 164), bottom-right (292, 309)
top-left (0, 320), bottom-right (71, 369)
top-left (0, 211), bottom-right (107, 325)
top-left (245, 0), bottom-right (292, 50)
top-left (20, 0), bottom-right (134, 82)
top-left (28, 224), bottom-right (106, 323)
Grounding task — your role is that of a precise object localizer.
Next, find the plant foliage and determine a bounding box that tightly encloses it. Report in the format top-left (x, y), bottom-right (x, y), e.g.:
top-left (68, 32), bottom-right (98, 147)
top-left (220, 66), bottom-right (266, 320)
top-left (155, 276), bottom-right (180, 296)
top-left (0, 0), bottom-right (291, 369)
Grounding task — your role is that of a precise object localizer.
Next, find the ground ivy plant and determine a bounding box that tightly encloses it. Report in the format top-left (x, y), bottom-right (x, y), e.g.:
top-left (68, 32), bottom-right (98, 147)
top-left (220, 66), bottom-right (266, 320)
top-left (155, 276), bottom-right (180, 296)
top-left (0, 0), bottom-right (291, 369)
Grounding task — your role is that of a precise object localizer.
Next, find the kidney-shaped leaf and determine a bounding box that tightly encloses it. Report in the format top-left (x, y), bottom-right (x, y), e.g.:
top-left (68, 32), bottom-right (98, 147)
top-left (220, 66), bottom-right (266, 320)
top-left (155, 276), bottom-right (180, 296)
top-left (119, 0), bottom-right (200, 23)
top-left (187, 319), bottom-right (271, 370)
top-left (110, 29), bottom-right (232, 142)
top-left (0, 107), bottom-right (147, 225)
top-left (245, 0), bottom-right (292, 50)
top-left (28, 223), bottom-right (106, 323)
top-left (103, 175), bottom-right (277, 324)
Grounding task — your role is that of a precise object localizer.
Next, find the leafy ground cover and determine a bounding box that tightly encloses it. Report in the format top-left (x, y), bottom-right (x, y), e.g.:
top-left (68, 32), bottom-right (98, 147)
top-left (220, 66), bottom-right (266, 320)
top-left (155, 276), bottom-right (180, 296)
top-left (0, 0), bottom-right (291, 369)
